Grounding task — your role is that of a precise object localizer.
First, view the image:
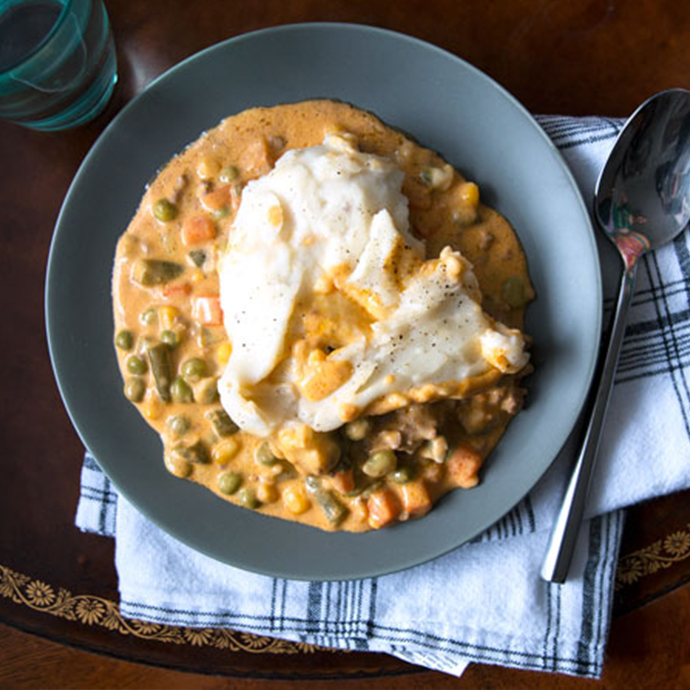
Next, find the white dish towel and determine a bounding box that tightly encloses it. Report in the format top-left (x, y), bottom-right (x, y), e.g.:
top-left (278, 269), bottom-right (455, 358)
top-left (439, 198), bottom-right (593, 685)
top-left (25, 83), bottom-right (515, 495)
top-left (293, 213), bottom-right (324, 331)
top-left (76, 116), bottom-right (690, 678)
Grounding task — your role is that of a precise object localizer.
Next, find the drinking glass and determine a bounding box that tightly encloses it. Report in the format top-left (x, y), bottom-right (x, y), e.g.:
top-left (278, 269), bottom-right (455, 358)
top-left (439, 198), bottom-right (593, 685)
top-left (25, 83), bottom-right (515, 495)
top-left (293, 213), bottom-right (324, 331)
top-left (0, 0), bottom-right (117, 130)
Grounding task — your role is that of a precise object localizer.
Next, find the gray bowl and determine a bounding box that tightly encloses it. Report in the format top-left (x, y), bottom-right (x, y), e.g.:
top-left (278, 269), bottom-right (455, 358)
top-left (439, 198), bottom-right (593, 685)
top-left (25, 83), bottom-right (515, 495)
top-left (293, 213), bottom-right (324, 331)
top-left (45, 23), bottom-right (601, 581)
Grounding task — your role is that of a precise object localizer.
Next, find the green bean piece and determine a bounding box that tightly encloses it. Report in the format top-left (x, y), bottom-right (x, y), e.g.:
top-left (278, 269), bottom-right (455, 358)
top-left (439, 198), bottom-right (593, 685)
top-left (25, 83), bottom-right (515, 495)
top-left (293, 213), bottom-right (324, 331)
top-left (140, 307), bottom-right (158, 327)
top-left (152, 198), bottom-right (178, 222)
top-left (219, 165), bottom-right (240, 183)
top-left (160, 329), bottom-right (180, 349)
top-left (255, 441), bottom-right (278, 466)
top-left (344, 418), bottom-right (371, 441)
top-left (188, 249), bottom-right (206, 267)
top-left (168, 415), bottom-right (190, 436)
top-left (124, 377), bottom-right (146, 403)
top-left (171, 376), bottom-right (194, 403)
top-left (193, 377), bottom-right (219, 404)
top-left (218, 471), bottom-right (242, 495)
top-left (362, 450), bottom-right (397, 478)
top-left (205, 408), bottom-right (239, 437)
top-left (147, 343), bottom-right (173, 402)
top-left (174, 440), bottom-right (210, 464)
top-left (502, 276), bottom-right (527, 308)
top-left (236, 487), bottom-right (260, 509)
top-left (115, 330), bottom-right (134, 350)
top-left (181, 357), bottom-right (208, 381)
top-left (126, 355), bottom-right (147, 375)
top-left (390, 465), bottom-right (414, 484)
top-left (305, 476), bottom-right (348, 525)
top-left (132, 259), bottom-right (184, 286)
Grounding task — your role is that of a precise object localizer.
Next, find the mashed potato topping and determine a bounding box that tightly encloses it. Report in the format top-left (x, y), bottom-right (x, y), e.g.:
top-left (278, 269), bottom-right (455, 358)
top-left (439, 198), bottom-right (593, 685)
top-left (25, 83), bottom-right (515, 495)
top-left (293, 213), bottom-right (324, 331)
top-left (218, 133), bottom-right (529, 438)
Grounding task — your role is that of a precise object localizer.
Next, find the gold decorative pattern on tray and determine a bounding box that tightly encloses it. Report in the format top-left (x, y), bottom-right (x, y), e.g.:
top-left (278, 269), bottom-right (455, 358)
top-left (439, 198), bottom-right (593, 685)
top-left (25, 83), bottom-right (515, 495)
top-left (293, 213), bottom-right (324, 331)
top-left (0, 564), bottom-right (318, 653)
top-left (3, 525), bottom-right (689, 650)
top-left (616, 522), bottom-right (690, 589)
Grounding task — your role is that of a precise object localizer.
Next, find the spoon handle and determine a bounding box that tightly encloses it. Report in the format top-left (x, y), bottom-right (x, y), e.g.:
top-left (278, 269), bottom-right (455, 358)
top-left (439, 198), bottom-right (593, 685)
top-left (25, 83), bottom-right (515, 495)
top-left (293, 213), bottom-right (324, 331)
top-left (541, 262), bottom-right (638, 583)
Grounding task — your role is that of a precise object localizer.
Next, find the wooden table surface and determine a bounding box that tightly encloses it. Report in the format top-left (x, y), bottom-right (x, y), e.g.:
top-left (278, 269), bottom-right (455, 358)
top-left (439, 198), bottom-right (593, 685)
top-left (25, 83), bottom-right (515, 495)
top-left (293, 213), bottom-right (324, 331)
top-left (2, 0), bottom-right (690, 687)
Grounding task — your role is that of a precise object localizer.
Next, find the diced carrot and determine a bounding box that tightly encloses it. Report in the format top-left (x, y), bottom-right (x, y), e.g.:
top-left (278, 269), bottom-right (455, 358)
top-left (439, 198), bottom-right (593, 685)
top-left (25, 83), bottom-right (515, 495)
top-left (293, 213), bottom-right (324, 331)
top-left (182, 214), bottom-right (215, 246)
top-left (200, 184), bottom-right (240, 212)
top-left (160, 283), bottom-right (191, 301)
top-left (241, 137), bottom-right (273, 177)
top-left (330, 468), bottom-right (355, 495)
top-left (352, 498), bottom-right (369, 524)
top-left (192, 295), bottom-right (223, 326)
top-left (399, 480), bottom-right (433, 518)
top-left (367, 489), bottom-right (401, 530)
top-left (446, 444), bottom-right (483, 488)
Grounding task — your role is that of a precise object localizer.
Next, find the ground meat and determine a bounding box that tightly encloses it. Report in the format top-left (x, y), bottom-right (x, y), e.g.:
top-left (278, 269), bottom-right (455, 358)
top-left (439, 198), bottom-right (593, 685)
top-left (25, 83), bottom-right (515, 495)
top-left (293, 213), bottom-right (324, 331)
top-left (368, 403), bottom-right (444, 454)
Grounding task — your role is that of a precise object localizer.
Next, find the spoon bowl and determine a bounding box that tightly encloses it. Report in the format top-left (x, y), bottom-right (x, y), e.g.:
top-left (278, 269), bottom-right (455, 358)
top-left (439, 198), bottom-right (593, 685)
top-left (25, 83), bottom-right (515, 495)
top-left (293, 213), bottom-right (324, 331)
top-left (596, 89), bottom-right (690, 264)
top-left (542, 88), bottom-right (690, 583)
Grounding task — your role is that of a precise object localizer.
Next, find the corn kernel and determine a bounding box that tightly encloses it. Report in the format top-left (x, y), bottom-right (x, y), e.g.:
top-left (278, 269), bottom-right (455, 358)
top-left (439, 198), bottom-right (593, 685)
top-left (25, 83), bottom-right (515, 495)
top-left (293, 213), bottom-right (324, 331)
top-left (283, 485), bottom-right (311, 515)
top-left (159, 306), bottom-right (179, 331)
top-left (143, 396), bottom-right (163, 421)
top-left (216, 341), bottom-right (233, 366)
top-left (257, 482), bottom-right (279, 504)
top-left (212, 438), bottom-right (240, 465)
top-left (267, 204), bottom-right (283, 227)
top-left (197, 155), bottom-right (220, 180)
top-left (190, 269), bottom-right (204, 284)
top-left (458, 181), bottom-right (479, 207)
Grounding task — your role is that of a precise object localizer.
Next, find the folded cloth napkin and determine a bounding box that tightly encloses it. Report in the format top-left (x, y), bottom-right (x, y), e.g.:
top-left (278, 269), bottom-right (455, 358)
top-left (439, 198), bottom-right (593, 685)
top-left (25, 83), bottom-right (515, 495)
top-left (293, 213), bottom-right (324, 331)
top-left (76, 116), bottom-right (690, 679)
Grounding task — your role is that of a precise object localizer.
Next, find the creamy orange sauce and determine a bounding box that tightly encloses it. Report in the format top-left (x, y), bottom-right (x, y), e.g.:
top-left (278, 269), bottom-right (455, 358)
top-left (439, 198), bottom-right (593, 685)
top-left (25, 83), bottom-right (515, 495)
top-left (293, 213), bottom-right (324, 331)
top-left (112, 100), bottom-right (534, 532)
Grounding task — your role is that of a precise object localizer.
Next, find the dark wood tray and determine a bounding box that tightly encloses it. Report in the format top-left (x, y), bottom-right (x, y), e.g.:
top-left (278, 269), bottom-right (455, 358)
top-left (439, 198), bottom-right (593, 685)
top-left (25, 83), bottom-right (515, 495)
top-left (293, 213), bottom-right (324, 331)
top-left (2, 0), bottom-right (690, 685)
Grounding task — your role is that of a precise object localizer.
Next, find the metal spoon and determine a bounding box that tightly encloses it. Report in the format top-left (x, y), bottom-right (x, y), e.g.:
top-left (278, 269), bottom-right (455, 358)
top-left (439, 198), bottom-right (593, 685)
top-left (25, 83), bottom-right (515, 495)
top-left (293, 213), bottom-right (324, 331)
top-left (541, 88), bottom-right (690, 583)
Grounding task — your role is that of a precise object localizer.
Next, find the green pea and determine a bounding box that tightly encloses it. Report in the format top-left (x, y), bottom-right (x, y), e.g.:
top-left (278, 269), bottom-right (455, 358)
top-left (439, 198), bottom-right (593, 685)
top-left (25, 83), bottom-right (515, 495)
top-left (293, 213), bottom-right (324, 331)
top-left (390, 465), bottom-right (414, 484)
top-left (140, 308), bottom-right (158, 327)
top-left (161, 330), bottom-right (180, 349)
top-left (502, 276), bottom-right (527, 308)
top-left (169, 456), bottom-right (192, 478)
top-left (236, 487), bottom-right (259, 509)
top-left (152, 198), bottom-right (178, 222)
top-left (256, 441), bottom-right (278, 466)
top-left (171, 376), bottom-right (194, 403)
top-left (193, 377), bottom-right (219, 404)
top-left (344, 418), bottom-right (371, 441)
top-left (362, 450), bottom-right (397, 478)
top-left (126, 355), bottom-right (147, 375)
top-left (168, 415), bottom-right (190, 436)
top-left (219, 165), bottom-right (240, 183)
top-left (124, 377), bottom-right (146, 402)
top-left (115, 330), bottom-right (134, 350)
top-left (214, 206), bottom-right (230, 220)
top-left (181, 357), bottom-right (208, 381)
top-left (218, 471), bottom-right (242, 495)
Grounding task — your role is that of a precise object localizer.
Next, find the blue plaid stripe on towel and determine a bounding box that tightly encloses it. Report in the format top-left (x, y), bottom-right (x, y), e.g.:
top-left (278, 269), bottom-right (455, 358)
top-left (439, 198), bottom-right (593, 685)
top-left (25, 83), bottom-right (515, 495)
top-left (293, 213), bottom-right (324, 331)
top-left (76, 116), bottom-right (690, 679)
